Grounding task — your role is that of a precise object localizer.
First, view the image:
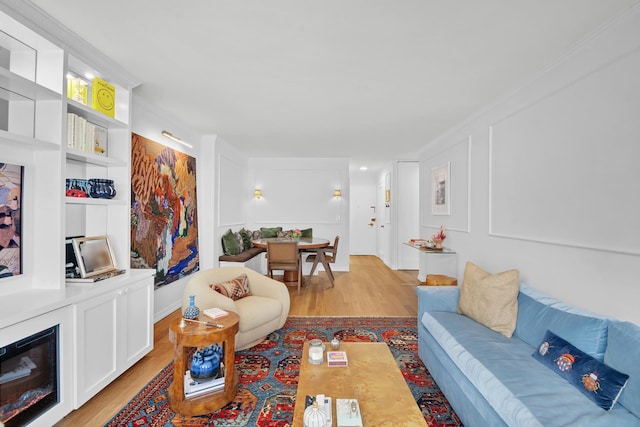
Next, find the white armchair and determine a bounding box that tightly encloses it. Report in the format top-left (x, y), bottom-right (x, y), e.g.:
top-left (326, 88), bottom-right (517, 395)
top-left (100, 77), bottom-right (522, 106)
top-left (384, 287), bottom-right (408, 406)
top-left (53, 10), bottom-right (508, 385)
top-left (182, 267), bottom-right (290, 350)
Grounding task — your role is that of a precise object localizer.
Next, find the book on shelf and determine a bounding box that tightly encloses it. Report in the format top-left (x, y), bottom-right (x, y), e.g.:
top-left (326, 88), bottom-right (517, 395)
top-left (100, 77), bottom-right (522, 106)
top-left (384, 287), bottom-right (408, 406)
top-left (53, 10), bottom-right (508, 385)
top-left (74, 114), bottom-right (86, 151)
top-left (409, 238), bottom-right (427, 243)
top-left (66, 113), bottom-right (76, 148)
top-left (66, 113), bottom-right (108, 156)
top-left (89, 123), bottom-right (108, 156)
top-left (336, 398), bottom-right (362, 427)
top-left (203, 307), bottom-right (229, 319)
top-left (327, 351), bottom-right (348, 367)
top-left (409, 238), bottom-right (428, 246)
top-left (91, 77), bottom-right (116, 118)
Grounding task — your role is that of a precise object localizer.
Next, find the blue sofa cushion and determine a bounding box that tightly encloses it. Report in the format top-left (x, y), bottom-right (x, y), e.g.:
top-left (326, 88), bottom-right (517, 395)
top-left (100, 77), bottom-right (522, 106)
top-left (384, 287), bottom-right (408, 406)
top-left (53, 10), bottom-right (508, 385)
top-left (514, 285), bottom-right (609, 360)
top-left (533, 330), bottom-right (629, 411)
top-left (605, 321), bottom-right (640, 418)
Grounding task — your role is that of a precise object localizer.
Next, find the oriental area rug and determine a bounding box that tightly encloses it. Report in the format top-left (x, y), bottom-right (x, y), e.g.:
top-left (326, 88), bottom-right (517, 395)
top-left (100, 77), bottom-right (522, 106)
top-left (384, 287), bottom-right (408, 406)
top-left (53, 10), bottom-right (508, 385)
top-left (106, 316), bottom-right (462, 427)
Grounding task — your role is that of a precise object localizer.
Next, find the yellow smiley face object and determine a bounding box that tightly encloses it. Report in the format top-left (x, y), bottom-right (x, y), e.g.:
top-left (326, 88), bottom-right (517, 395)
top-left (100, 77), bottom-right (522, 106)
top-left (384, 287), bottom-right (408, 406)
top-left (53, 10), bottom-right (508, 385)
top-left (97, 88), bottom-right (114, 110)
top-left (91, 77), bottom-right (116, 117)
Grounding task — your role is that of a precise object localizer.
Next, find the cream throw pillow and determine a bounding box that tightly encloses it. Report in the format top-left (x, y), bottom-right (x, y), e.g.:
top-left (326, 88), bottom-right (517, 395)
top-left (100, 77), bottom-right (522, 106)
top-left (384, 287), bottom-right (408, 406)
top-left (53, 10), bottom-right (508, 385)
top-left (457, 262), bottom-right (520, 338)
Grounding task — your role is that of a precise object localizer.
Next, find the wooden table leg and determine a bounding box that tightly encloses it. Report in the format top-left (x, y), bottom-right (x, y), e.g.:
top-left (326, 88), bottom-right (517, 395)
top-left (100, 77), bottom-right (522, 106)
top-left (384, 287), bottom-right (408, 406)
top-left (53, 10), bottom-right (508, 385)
top-left (317, 251), bottom-right (335, 287)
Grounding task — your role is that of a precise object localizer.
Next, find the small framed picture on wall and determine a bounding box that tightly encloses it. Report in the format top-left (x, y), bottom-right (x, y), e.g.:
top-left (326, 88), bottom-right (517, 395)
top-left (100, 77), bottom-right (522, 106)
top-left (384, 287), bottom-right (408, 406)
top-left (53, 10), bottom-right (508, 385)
top-left (431, 162), bottom-right (450, 215)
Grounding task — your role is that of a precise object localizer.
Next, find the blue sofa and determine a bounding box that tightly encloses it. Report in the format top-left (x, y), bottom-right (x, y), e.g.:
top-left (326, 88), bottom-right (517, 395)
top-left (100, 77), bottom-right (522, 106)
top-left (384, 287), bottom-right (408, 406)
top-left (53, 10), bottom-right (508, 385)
top-left (417, 283), bottom-right (640, 426)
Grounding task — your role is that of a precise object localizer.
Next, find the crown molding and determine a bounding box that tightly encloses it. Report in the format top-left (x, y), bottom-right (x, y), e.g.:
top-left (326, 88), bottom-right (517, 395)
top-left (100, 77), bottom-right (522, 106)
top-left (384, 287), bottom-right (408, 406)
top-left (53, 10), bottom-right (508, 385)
top-left (0, 0), bottom-right (141, 89)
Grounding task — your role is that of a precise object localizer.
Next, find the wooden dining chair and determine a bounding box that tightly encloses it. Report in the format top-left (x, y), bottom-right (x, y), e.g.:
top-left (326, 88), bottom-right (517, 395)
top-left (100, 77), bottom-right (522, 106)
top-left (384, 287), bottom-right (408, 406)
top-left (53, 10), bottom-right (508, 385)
top-left (305, 235), bottom-right (339, 287)
top-left (267, 240), bottom-right (302, 295)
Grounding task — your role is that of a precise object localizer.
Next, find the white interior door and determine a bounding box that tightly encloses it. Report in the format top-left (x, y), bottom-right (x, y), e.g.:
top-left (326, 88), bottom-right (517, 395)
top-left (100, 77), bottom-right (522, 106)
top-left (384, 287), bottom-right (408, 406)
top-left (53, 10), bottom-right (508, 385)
top-left (349, 180), bottom-right (377, 255)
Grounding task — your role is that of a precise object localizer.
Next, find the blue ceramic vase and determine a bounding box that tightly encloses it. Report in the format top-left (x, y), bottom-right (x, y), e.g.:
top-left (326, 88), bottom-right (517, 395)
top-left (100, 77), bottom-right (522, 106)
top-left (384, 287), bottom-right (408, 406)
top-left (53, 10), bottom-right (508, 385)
top-left (190, 344), bottom-right (223, 380)
top-left (183, 295), bottom-right (200, 320)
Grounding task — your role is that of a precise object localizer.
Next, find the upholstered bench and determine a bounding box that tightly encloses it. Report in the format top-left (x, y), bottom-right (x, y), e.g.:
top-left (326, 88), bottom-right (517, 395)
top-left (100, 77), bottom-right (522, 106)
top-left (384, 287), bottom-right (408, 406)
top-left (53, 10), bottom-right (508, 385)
top-left (219, 247), bottom-right (265, 272)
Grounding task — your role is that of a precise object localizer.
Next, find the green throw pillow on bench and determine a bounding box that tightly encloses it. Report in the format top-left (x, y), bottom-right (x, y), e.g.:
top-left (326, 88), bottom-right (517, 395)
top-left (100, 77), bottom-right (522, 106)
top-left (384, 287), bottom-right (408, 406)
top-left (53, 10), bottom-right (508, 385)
top-left (260, 227), bottom-right (282, 238)
top-left (222, 229), bottom-right (241, 255)
top-left (238, 228), bottom-right (252, 250)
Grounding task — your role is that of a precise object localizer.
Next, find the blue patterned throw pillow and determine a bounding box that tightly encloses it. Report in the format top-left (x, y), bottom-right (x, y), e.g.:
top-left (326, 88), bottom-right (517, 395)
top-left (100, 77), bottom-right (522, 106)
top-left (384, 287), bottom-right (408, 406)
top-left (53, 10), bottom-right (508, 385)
top-left (533, 330), bottom-right (629, 411)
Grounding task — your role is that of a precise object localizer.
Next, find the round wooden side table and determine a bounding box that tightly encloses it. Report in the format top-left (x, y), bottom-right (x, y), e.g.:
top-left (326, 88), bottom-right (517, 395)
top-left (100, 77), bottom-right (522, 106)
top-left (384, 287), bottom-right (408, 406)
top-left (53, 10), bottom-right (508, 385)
top-left (168, 311), bottom-right (239, 416)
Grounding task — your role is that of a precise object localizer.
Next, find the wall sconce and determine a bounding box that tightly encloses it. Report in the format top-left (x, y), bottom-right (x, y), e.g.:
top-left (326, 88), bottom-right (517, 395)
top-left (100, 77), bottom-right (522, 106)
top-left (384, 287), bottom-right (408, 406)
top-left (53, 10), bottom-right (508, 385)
top-left (385, 189), bottom-right (391, 207)
top-left (333, 189), bottom-right (342, 198)
top-left (254, 189), bottom-right (262, 199)
top-left (161, 130), bottom-right (193, 148)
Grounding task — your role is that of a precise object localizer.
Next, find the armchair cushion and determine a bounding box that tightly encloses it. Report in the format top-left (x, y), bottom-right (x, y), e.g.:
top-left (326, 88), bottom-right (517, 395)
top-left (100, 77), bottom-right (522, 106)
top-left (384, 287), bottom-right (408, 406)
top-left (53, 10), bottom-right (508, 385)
top-left (235, 296), bottom-right (283, 333)
top-left (210, 273), bottom-right (251, 301)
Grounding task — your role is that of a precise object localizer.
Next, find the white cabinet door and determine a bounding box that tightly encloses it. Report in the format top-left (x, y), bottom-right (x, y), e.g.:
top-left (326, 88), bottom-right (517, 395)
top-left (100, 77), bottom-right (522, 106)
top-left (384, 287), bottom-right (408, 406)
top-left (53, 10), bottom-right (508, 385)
top-left (74, 290), bottom-right (119, 407)
top-left (74, 273), bottom-right (154, 408)
top-left (121, 278), bottom-right (154, 367)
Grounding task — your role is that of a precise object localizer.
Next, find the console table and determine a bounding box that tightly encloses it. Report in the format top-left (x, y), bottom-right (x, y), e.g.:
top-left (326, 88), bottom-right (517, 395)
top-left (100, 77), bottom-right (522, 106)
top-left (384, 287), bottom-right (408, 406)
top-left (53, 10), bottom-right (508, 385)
top-left (168, 312), bottom-right (239, 415)
top-left (402, 243), bottom-right (457, 283)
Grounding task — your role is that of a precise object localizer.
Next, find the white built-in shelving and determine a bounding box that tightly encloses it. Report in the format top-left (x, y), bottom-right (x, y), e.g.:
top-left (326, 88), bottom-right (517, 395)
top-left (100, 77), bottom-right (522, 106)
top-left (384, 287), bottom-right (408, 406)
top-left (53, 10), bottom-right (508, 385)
top-left (0, 4), bottom-right (153, 424)
top-left (63, 51), bottom-right (133, 270)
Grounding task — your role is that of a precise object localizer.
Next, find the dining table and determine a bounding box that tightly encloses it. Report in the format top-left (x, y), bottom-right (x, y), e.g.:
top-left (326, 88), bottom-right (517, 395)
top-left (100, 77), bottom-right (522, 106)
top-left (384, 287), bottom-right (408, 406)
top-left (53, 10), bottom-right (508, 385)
top-left (251, 237), bottom-right (331, 286)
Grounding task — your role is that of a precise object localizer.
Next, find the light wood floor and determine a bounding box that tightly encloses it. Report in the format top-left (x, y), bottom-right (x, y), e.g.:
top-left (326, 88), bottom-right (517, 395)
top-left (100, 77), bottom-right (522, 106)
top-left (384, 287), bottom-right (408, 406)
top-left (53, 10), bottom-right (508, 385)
top-left (55, 255), bottom-right (421, 426)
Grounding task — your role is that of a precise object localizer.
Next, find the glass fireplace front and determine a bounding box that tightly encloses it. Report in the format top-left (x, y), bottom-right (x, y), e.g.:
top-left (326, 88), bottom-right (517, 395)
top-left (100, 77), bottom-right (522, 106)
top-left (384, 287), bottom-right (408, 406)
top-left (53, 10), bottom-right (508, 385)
top-left (0, 325), bottom-right (59, 426)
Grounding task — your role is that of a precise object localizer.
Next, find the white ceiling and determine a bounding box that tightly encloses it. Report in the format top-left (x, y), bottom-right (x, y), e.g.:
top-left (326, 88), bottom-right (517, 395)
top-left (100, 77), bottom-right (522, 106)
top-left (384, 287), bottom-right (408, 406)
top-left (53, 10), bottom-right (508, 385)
top-left (29, 0), bottom-right (636, 171)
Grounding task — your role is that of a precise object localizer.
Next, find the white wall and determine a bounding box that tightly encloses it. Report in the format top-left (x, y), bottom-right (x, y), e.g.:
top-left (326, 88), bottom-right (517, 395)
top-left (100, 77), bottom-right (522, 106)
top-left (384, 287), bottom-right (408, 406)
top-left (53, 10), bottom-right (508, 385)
top-left (131, 96), bottom-right (203, 321)
top-left (377, 161), bottom-right (420, 271)
top-left (419, 8), bottom-right (640, 324)
top-left (247, 157), bottom-right (350, 273)
top-left (396, 161), bottom-right (420, 270)
top-left (210, 137), bottom-right (249, 265)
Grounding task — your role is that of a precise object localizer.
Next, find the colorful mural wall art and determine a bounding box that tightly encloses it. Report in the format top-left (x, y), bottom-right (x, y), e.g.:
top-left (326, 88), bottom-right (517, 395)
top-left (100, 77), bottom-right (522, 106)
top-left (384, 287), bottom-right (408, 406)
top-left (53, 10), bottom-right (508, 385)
top-left (130, 133), bottom-right (199, 287)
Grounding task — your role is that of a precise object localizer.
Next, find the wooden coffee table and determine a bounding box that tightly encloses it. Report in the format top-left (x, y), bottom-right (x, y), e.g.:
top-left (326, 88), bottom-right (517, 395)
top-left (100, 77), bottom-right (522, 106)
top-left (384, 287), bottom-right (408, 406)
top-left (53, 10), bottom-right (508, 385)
top-left (168, 312), bottom-right (239, 416)
top-left (293, 342), bottom-right (427, 426)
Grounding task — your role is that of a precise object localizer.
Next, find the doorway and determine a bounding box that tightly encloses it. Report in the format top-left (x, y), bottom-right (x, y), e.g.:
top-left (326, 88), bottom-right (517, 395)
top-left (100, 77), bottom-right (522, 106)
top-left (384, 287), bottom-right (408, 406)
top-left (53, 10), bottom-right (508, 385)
top-left (349, 179), bottom-right (377, 255)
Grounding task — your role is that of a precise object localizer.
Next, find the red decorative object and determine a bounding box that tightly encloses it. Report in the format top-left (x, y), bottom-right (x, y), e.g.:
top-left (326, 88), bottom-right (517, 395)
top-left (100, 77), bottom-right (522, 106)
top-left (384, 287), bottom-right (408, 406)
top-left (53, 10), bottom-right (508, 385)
top-left (431, 225), bottom-right (447, 249)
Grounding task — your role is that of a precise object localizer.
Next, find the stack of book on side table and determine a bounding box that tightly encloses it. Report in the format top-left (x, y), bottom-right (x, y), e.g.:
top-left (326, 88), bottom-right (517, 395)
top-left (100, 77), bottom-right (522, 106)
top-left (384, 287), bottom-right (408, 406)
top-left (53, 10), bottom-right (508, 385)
top-left (183, 366), bottom-right (225, 398)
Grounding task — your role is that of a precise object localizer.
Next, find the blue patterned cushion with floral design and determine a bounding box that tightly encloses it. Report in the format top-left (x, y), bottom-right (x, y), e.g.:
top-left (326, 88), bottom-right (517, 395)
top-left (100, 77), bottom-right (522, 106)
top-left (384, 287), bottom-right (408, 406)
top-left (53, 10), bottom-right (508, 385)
top-left (533, 330), bottom-right (629, 411)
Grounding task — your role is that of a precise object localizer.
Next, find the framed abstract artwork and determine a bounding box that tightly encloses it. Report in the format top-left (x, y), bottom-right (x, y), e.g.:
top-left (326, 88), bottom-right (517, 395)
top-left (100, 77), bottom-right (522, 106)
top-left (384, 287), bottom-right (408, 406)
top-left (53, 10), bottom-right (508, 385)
top-left (431, 162), bottom-right (450, 216)
top-left (130, 133), bottom-right (199, 288)
top-left (0, 163), bottom-right (23, 278)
